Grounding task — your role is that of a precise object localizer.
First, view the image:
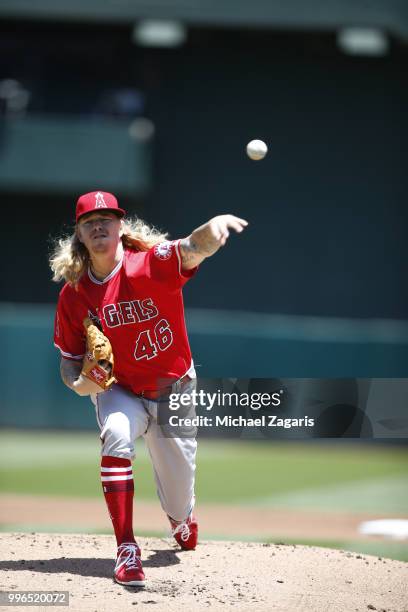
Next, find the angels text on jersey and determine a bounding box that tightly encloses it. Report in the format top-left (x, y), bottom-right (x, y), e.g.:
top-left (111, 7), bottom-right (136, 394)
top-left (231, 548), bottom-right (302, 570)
top-left (101, 298), bottom-right (158, 327)
top-left (91, 298), bottom-right (173, 361)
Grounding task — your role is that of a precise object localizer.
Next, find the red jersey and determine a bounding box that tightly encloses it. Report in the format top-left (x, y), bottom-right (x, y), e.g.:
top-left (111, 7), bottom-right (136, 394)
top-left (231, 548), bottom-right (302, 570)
top-left (54, 240), bottom-right (197, 394)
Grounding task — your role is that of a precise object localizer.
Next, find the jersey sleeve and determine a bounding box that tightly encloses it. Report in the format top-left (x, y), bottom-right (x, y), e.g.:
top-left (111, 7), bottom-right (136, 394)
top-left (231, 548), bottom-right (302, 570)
top-left (146, 239), bottom-right (198, 290)
top-left (53, 288), bottom-right (86, 360)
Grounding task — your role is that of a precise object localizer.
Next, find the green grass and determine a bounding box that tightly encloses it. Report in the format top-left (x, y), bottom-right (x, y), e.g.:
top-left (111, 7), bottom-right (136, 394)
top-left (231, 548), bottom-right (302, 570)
top-left (0, 431), bottom-right (407, 514)
top-left (195, 440), bottom-right (408, 507)
top-left (0, 430), bottom-right (156, 499)
top-left (255, 475), bottom-right (408, 513)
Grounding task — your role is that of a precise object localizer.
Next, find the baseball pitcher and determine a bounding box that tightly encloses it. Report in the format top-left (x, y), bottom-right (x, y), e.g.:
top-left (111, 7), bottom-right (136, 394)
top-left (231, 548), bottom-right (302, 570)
top-left (50, 191), bottom-right (247, 587)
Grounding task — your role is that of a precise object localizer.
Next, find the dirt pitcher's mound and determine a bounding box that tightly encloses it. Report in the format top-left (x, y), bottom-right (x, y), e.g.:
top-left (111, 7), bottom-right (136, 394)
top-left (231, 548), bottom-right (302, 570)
top-left (0, 533), bottom-right (407, 612)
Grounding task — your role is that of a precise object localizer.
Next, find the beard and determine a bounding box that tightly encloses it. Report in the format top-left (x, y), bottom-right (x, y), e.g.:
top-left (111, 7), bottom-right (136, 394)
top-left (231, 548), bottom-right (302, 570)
top-left (89, 236), bottom-right (111, 253)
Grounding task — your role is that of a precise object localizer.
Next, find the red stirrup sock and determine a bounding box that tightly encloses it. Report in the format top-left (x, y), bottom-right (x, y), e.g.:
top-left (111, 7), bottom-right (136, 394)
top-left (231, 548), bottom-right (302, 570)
top-left (101, 456), bottom-right (135, 546)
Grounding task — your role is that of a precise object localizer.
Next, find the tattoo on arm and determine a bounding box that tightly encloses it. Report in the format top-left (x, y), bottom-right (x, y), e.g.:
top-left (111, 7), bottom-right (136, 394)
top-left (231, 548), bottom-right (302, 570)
top-left (60, 358), bottom-right (82, 390)
top-left (179, 237), bottom-right (207, 270)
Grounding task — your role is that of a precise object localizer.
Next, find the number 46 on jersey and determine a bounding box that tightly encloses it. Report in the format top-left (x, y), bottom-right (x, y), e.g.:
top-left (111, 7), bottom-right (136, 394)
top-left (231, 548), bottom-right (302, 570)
top-left (134, 319), bottom-right (173, 360)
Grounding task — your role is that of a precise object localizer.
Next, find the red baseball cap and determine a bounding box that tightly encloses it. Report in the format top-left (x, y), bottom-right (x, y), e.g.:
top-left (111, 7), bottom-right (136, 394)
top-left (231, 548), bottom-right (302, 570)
top-left (75, 191), bottom-right (126, 223)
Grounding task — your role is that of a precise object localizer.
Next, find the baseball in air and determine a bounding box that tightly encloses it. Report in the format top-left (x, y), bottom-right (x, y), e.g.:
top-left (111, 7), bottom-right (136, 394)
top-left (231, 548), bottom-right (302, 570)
top-left (246, 139), bottom-right (268, 161)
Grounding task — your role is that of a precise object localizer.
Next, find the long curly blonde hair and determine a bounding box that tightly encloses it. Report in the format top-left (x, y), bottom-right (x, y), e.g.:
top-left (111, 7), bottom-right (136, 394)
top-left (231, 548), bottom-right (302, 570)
top-left (49, 216), bottom-right (168, 287)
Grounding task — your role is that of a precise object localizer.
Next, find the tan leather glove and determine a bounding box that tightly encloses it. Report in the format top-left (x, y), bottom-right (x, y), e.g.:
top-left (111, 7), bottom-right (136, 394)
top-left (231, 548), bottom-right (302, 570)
top-left (80, 317), bottom-right (117, 391)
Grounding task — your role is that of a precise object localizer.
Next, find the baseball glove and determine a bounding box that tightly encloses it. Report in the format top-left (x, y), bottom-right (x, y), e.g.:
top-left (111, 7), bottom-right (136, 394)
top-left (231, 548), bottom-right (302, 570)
top-left (81, 317), bottom-right (117, 391)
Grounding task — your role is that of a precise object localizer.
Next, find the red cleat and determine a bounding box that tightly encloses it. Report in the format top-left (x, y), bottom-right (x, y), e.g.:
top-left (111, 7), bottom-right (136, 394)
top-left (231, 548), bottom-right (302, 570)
top-left (169, 514), bottom-right (198, 550)
top-left (114, 542), bottom-right (145, 587)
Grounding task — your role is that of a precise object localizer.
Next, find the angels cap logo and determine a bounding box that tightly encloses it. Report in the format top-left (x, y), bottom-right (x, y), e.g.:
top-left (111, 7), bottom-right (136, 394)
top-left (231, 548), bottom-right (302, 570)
top-left (95, 192), bottom-right (108, 209)
top-left (154, 241), bottom-right (173, 260)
